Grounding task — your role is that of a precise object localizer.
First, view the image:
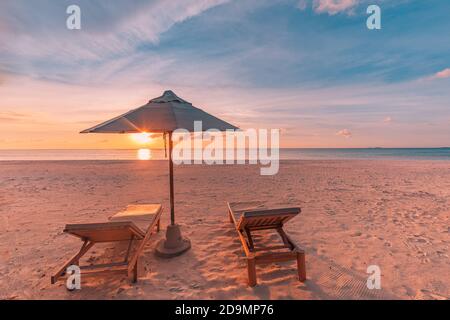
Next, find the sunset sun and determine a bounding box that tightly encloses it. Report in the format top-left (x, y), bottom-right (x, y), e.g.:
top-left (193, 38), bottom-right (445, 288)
top-left (131, 132), bottom-right (152, 144)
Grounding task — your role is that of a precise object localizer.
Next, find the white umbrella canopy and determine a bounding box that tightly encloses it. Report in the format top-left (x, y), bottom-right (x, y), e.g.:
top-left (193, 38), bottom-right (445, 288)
top-left (81, 90), bottom-right (239, 257)
top-left (81, 90), bottom-right (238, 134)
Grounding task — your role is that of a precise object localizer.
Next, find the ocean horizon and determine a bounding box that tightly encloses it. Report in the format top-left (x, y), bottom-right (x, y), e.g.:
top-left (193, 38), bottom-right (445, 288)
top-left (1, 148), bottom-right (450, 161)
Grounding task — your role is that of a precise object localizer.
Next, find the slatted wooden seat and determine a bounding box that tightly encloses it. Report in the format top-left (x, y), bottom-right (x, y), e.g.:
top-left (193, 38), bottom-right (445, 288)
top-left (51, 204), bottom-right (163, 285)
top-left (227, 201), bottom-right (306, 287)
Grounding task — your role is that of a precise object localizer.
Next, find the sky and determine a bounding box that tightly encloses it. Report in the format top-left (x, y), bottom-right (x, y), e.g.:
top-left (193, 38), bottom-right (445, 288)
top-left (0, 0), bottom-right (449, 149)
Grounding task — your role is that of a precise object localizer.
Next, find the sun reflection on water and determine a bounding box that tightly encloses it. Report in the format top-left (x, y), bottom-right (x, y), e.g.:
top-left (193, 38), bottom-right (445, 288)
top-left (137, 148), bottom-right (151, 160)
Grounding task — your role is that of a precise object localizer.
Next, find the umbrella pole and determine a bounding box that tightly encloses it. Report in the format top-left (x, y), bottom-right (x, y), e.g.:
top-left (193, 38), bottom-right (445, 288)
top-left (155, 131), bottom-right (191, 258)
top-left (168, 131), bottom-right (175, 225)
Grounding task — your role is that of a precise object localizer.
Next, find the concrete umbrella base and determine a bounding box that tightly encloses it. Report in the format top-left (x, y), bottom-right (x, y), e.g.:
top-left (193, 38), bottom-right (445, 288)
top-left (155, 224), bottom-right (191, 258)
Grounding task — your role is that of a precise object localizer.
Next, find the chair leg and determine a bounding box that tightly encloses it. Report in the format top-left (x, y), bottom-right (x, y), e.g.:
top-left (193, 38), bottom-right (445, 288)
top-left (51, 240), bottom-right (94, 284)
top-left (277, 227), bottom-right (294, 249)
top-left (247, 258), bottom-right (257, 287)
top-left (245, 228), bottom-right (255, 251)
top-left (297, 251), bottom-right (306, 282)
top-left (128, 260), bottom-right (138, 283)
top-left (132, 262), bottom-right (138, 283)
top-left (228, 210), bottom-right (234, 223)
top-left (124, 236), bottom-right (134, 263)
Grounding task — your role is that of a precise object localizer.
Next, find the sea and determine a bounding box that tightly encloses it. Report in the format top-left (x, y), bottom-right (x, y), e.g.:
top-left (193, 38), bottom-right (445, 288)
top-left (0, 148), bottom-right (450, 161)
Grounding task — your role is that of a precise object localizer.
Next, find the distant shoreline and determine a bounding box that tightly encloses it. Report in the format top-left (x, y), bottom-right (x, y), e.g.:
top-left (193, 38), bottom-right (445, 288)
top-left (0, 147), bottom-right (449, 151)
top-left (1, 148), bottom-right (450, 161)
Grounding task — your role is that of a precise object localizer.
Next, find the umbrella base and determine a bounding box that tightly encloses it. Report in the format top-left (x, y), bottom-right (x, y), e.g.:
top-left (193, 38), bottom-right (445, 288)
top-left (155, 224), bottom-right (191, 258)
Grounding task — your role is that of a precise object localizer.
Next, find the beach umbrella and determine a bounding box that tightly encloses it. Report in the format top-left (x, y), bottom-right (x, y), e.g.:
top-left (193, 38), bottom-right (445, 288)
top-left (81, 90), bottom-right (239, 257)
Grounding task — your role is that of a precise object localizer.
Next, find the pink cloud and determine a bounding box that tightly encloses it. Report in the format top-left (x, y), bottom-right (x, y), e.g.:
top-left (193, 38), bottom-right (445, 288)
top-left (430, 68), bottom-right (450, 80)
top-left (336, 129), bottom-right (352, 138)
top-left (383, 116), bottom-right (393, 123)
top-left (313, 0), bottom-right (359, 15)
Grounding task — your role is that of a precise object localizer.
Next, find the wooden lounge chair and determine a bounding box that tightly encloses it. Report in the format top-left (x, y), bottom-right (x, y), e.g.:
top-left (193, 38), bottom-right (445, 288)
top-left (51, 204), bottom-right (163, 285)
top-left (227, 201), bottom-right (306, 287)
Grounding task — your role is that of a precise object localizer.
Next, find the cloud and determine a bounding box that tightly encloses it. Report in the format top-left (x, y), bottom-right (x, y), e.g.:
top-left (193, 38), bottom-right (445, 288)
top-left (429, 68), bottom-right (450, 80)
top-left (297, 0), bottom-right (309, 10)
top-left (0, 0), bottom-right (229, 62)
top-left (313, 0), bottom-right (359, 15)
top-left (1, 0), bottom-right (447, 90)
top-left (383, 116), bottom-right (392, 123)
top-left (336, 128), bottom-right (352, 138)
top-left (0, 111), bottom-right (29, 123)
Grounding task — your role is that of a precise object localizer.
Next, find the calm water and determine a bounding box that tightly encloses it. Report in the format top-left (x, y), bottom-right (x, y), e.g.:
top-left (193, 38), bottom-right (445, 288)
top-left (1, 148), bottom-right (450, 161)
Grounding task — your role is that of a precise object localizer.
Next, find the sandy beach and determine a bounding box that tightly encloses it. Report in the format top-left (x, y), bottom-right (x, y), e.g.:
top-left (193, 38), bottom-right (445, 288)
top-left (0, 160), bottom-right (449, 300)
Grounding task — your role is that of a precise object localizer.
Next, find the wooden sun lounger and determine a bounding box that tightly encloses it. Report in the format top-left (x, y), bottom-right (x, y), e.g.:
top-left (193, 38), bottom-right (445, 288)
top-left (51, 204), bottom-right (163, 285)
top-left (227, 201), bottom-right (306, 287)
